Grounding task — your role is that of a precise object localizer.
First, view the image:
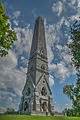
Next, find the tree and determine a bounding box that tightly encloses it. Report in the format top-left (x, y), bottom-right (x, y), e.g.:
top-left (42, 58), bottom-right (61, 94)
top-left (5, 108), bottom-right (17, 114)
top-left (63, 81), bottom-right (80, 116)
top-left (63, 20), bottom-right (80, 116)
top-left (70, 26), bottom-right (80, 69)
top-left (0, 2), bottom-right (16, 57)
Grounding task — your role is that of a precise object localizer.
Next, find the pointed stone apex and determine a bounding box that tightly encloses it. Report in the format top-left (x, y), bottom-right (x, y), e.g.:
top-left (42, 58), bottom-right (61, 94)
top-left (36, 16), bottom-right (44, 22)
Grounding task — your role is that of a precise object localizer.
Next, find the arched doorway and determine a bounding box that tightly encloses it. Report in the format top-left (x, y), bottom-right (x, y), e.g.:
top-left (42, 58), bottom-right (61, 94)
top-left (24, 101), bottom-right (28, 111)
top-left (42, 102), bottom-right (48, 112)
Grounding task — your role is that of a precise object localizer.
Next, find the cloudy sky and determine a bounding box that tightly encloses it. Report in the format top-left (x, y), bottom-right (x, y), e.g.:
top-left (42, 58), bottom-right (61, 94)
top-left (0, 0), bottom-right (80, 112)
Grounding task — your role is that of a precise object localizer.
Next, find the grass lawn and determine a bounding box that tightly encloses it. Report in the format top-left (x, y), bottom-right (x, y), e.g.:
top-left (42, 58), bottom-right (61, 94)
top-left (0, 115), bottom-right (80, 120)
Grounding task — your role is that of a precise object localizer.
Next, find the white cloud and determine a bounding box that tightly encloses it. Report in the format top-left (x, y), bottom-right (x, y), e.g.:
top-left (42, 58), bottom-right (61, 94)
top-left (14, 26), bottom-right (32, 57)
top-left (71, 0), bottom-right (77, 5)
top-left (11, 11), bottom-right (21, 26)
top-left (67, 0), bottom-right (77, 9)
top-left (0, 52), bottom-right (26, 109)
top-left (52, 1), bottom-right (63, 16)
top-left (13, 11), bottom-right (21, 19)
top-left (49, 61), bottom-right (70, 81)
top-left (0, 25), bottom-right (33, 110)
top-left (62, 0), bottom-right (77, 7)
top-left (49, 0), bottom-right (78, 82)
top-left (44, 18), bottom-right (76, 83)
top-left (49, 45), bottom-right (76, 82)
top-left (49, 75), bottom-right (54, 87)
top-left (13, 20), bottom-right (19, 26)
top-left (0, 51), bottom-right (26, 93)
top-left (56, 62), bottom-right (69, 80)
top-left (52, 0), bottom-right (78, 20)
top-left (47, 45), bottom-right (54, 64)
top-left (0, 50), bottom-right (17, 69)
top-left (45, 24), bottom-right (57, 63)
top-left (78, 0), bottom-right (80, 14)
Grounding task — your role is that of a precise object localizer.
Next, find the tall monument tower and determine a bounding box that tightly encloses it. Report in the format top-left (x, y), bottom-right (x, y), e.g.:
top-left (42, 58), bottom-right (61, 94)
top-left (19, 17), bottom-right (54, 115)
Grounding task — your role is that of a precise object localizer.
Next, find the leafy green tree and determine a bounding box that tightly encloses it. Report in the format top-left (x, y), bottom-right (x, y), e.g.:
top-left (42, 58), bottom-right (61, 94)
top-left (63, 20), bottom-right (80, 116)
top-left (70, 27), bottom-right (80, 69)
top-left (63, 80), bottom-right (80, 116)
top-left (0, 2), bottom-right (16, 57)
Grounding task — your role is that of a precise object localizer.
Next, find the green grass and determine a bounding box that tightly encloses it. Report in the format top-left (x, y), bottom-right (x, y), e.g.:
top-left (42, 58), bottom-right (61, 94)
top-left (0, 115), bottom-right (80, 120)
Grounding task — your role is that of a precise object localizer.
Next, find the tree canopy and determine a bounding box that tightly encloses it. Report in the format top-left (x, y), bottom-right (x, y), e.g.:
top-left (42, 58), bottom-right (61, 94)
top-left (63, 20), bottom-right (80, 116)
top-left (0, 2), bottom-right (16, 57)
top-left (69, 24), bottom-right (80, 69)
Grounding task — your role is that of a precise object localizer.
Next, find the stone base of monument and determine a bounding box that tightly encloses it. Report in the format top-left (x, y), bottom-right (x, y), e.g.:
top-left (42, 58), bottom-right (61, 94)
top-left (31, 111), bottom-right (51, 116)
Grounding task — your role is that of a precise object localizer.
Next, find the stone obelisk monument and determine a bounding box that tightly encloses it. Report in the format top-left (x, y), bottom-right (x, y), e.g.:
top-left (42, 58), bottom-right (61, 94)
top-left (19, 16), bottom-right (54, 115)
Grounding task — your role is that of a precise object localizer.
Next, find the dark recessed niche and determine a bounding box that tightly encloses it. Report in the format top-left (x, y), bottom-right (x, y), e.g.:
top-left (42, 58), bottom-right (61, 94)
top-left (26, 87), bottom-right (31, 96)
top-left (43, 81), bottom-right (45, 83)
top-left (24, 101), bottom-right (28, 111)
top-left (41, 64), bottom-right (45, 69)
top-left (41, 87), bottom-right (47, 96)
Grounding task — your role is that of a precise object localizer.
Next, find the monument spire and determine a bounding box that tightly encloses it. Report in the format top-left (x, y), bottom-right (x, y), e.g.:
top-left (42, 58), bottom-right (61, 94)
top-left (19, 16), bottom-right (54, 115)
top-left (30, 16), bottom-right (47, 59)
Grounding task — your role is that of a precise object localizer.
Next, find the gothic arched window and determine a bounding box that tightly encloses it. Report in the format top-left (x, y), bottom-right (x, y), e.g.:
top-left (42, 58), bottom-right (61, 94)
top-left (28, 87), bottom-right (31, 95)
top-left (26, 87), bottom-right (31, 96)
top-left (41, 87), bottom-right (47, 96)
